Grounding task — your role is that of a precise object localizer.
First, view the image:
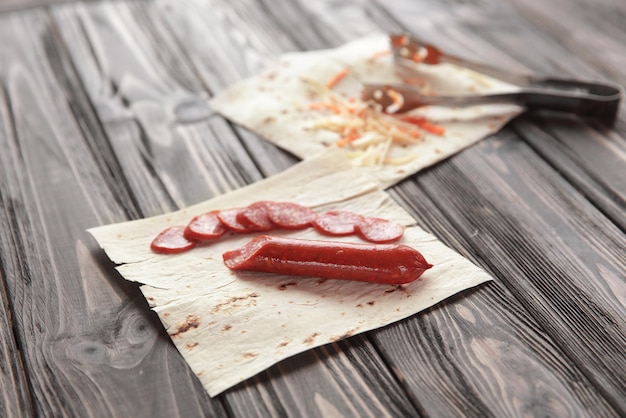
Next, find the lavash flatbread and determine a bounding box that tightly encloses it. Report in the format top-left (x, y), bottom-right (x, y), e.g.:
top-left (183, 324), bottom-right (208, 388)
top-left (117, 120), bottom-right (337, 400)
top-left (210, 33), bottom-right (523, 187)
top-left (89, 149), bottom-right (493, 396)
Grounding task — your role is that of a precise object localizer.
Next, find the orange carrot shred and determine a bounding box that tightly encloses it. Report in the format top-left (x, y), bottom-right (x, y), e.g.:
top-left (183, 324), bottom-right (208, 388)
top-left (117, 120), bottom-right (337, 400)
top-left (309, 102), bottom-right (342, 114)
top-left (397, 115), bottom-right (446, 136)
top-left (326, 68), bottom-right (349, 89)
top-left (371, 50), bottom-right (392, 59)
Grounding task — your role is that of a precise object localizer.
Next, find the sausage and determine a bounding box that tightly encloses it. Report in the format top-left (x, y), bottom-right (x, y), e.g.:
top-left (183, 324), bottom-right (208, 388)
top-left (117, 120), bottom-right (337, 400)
top-left (236, 201), bottom-right (275, 231)
top-left (217, 207), bottom-right (254, 233)
top-left (184, 210), bottom-right (228, 241)
top-left (223, 235), bottom-right (432, 284)
top-left (267, 201), bottom-right (317, 230)
top-left (312, 210), bottom-right (364, 236)
top-left (151, 226), bottom-right (198, 254)
top-left (356, 217), bottom-right (405, 243)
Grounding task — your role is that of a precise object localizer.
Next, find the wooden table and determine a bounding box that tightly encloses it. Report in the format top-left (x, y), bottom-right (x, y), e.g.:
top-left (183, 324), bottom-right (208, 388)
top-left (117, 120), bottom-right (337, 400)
top-left (1, 0), bottom-right (624, 416)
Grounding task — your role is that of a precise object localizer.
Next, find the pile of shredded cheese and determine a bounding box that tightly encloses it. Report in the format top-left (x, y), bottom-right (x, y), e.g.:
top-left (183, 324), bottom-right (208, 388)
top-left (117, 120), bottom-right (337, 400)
top-left (304, 67), bottom-right (444, 167)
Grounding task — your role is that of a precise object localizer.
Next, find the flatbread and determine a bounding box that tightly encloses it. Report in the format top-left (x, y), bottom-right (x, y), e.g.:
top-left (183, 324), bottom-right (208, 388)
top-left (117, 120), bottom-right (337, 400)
top-left (210, 33), bottom-right (523, 187)
top-left (89, 148), bottom-right (493, 396)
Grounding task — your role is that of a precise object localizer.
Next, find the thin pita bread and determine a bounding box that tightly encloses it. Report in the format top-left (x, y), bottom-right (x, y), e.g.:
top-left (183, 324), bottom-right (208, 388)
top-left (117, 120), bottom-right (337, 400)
top-left (89, 149), bottom-right (492, 396)
top-left (210, 33), bottom-right (523, 187)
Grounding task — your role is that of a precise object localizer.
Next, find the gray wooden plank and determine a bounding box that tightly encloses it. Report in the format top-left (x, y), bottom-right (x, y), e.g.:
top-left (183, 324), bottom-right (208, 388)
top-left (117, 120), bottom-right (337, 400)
top-left (50, 0), bottom-right (422, 415)
top-left (386, 181), bottom-right (621, 417)
top-left (0, 83), bottom-right (37, 418)
top-left (152, 0), bottom-right (626, 415)
top-left (376, 0), bottom-right (626, 229)
top-left (0, 9), bottom-right (226, 417)
top-left (50, 1), bottom-right (265, 215)
top-left (0, 269), bottom-right (35, 417)
top-left (374, 1), bottom-right (625, 412)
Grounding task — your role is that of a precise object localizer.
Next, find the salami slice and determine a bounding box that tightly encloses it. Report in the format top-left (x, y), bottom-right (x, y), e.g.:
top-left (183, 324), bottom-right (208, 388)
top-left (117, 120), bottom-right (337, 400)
top-left (236, 202), bottom-right (275, 231)
top-left (356, 217), bottom-right (405, 243)
top-left (217, 207), bottom-right (254, 233)
top-left (267, 201), bottom-right (317, 230)
top-left (151, 226), bottom-right (198, 254)
top-left (184, 210), bottom-right (228, 241)
top-left (312, 210), bottom-right (364, 236)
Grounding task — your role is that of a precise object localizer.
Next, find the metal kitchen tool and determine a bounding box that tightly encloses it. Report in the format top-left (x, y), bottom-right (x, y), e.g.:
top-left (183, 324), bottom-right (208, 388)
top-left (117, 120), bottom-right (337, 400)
top-left (363, 33), bottom-right (623, 124)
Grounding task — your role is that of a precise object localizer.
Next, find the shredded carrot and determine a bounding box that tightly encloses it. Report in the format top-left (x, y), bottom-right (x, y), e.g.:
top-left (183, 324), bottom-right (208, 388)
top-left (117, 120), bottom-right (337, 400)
top-left (309, 102), bottom-right (342, 114)
top-left (370, 50), bottom-right (392, 60)
top-left (397, 115), bottom-right (445, 136)
top-left (326, 68), bottom-right (349, 89)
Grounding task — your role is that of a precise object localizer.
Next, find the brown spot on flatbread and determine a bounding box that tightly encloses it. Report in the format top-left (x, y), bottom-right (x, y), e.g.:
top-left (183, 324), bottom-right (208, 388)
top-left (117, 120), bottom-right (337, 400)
top-left (303, 332), bottom-right (320, 345)
top-left (385, 285), bottom-right (406, 294)
top-left (278, 281), bottom-right (297, 290)
top-left (367, 301), bottom-right (375, 306)
top-left (170, 314), bottom-right (200, 338)
top-left (356, 303), bottom-right (363, 308)
top-left (163, 312), bottom-right (170, 318)
top-left (330, 328), bottom-right (358, 342)
top-left (276, 340), bottom-right (290, 348)
top-left (222, 324), bottom-right (232, 332)
top-left (243, 352), bottom-right (258, 359)
top-left (211, 293), bottom-right (259, 313)
top-left (186, 342), bottom-right (199, 350)
top-left (262, 116), bottom-right (275, 124)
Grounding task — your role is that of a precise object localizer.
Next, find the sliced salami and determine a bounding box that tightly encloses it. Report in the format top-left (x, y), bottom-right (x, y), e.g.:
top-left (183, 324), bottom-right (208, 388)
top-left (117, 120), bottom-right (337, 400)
top-left (184, 210), bottom-right (227, 241)
top-left (267, 201), bottom-right (317, 230)
top-left (217, 207), bottom-right (254, 233)
top-left (356, 217), bottom-right (405, 243)
top-left (236, 201), bottom-right (275, 231)
top-left (151, 226), bottom-right (198, 254)
top-left (312, 210), bottom-right (364, 236)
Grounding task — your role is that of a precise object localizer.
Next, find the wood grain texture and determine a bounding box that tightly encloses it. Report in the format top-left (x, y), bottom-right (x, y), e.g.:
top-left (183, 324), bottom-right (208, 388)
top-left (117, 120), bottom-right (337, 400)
top-left (0, 8), bottom-right (226, 417)
top-left (0, 0), bottom-right (624, 416)
top-left (49, 0), bottom-right (425, 414)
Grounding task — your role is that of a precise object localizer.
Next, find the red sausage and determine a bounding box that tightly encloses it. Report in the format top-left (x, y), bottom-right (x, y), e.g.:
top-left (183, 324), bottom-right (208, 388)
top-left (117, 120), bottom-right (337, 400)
top-left (267, 201), bottom-right (317, 230)
top-left (236, 202), bottom-right (275, 231)
top-left (312, 210), bottom-right (364, 236)
top-left (151, 226), bottom-right (198, 254)
top-left (184, 210), bottom-right (228, 241)
top-left (217, 207), bottom-right (254, 233)
top-left (356, 217), bottom-right (405, 243)
top-left (223, 235), bottom-right (432, 284)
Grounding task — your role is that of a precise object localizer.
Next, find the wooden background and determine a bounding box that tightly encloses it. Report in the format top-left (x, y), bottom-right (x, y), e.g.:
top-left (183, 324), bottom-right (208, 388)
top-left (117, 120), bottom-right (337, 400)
top-left (0, 0), bottom-right (624, 417)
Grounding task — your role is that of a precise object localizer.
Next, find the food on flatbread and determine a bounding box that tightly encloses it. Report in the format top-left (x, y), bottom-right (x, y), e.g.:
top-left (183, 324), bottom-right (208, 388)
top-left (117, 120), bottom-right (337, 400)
top-left (266, 201), bottom-right (317, 230)
top-left (326, 67), bottom-right (349, 89)
top-left (216, 207), bottom-right (253, 233)
top-left (356, 217), bottom-right (406, 243)
top-left (184, 210), bottom-right (227, 241)
top-left (236, 201), bottom-right (276, 231)
top-left (312, 210), bottom-right (365, 236)
top-left (223, 235), bottom-right (432, 284)
top-left (150, 226), bottom-right (198, 254)
top-left (150, 202), bottom-right (407, 254)
top-left (89, 150), bottom-right (495, 397)
top-left (209, 33), bottom-right (523, 188)
top-left (306, 74), bottom-right (445, 167)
